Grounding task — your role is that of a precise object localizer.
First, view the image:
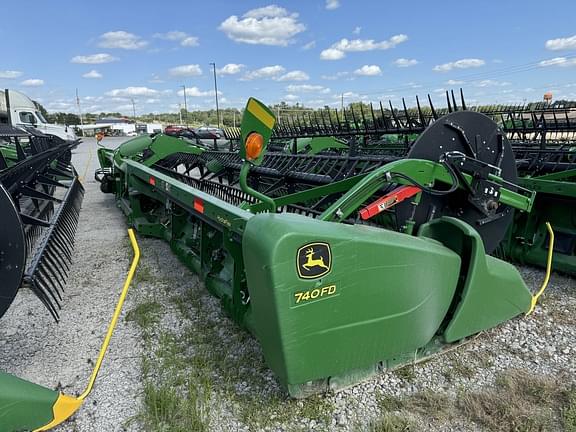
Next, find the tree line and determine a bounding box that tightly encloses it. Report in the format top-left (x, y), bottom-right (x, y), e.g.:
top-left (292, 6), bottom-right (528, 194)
top-left (34, 99), bottom-right (576, 128)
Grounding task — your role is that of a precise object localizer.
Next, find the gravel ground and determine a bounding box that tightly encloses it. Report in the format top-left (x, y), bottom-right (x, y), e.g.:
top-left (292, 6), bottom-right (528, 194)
top-left (0, 136), bottom-right (574, 431)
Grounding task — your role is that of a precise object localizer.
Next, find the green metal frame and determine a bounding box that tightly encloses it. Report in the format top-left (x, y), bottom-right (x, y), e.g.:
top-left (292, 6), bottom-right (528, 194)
top-left (499, 168), bottom-right (576, 275)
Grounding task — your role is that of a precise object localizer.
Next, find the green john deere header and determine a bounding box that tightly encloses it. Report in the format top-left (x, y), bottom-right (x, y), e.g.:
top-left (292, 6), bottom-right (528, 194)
top-left (94, 97), bottom-right (546, 397)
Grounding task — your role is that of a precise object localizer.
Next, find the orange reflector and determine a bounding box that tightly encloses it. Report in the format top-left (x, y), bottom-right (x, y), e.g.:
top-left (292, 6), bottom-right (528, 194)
top-left (245, 133), bottom-right (264, 161)
top-left (193, 197), bottom-right (204, 213)
top-left (149, 177), bottom-right (156, 186)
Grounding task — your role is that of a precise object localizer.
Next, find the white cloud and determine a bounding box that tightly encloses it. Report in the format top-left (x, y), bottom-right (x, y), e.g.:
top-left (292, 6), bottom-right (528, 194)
top-left (82, 70), bottom-right (102, 79)
top-left (98, 31), bottom-right (148, 50)
top-left (217, 63), bottom-right (245, 75)
top-left (115, 104), bottom-right (135, 112)
top-left (433, 58), bottom-right (485, 72)
top-left (337, 91), bottom-right (360, 99)
top-left (0, 70), bottom-right (23, 79)
top-left (394, 58), bottom-right (418, 67)
top-left (545, 35), bottom-right (576, 51)
top-left (169, 64), bottom-right (203, 76)
top-left (71, 53), bottom-right (118, 64)
top-left (154, 31), bottom-right (187, 41)
top-left (181, 37), bottom-right (199, 47)
top-left (105, 87), bottom-right (159, 97)
top-left (539, 57), bottom-right (576, 67)
top-left (320, 48), bottom-right (345, 60)
top-left (354, 65), bottom-right (381, 76)
top-left (320, 34), bottom-right (407, 60)
top-left (353, 26), bottom-right (361, 35)
top-left (244, 5), bottom-right (286, 18)
top-left (154, 31), bottom-right (200, 47)
top-left (219, 6), bottom-right (305, 46)
top-left (286, 84), bottom-right (330, 93)
top-left (284, 94), bottom-right (299, 101)
top-left (149, 73), bottom-right (164, 83)
top-left (275, 70), bottom-right (310, 81)
top-left (474, 79), bottom-right (510, 87)
top-left (21, 79), bottom-right (44, 87)
top-left (306, 99), bottom-right (328, 107)
top-left (325, 0), bottom-right (340, 10)
top-left (46, 102), bottom-right (74, 110)
top-left (446, 79), bottom-right (464, 85)
top-left (242, 65), bottom-right (285, 80)
top-left (177, 87), bottom-right (220, 97)
top-left (302, 41), bottom-right (316, 50)
top-left (321, 71), bottom-right (349, 80)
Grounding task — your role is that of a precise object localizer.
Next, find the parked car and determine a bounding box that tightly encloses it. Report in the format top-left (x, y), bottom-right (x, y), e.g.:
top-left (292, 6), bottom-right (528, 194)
top-left (164, 125), bottom-right (186, 136)
top-left (194, 126), bottom-right (224, 139)
top-left (126, 131), bottom-right (137, 137)
top-left (164, 125), bottom-right (202, 144)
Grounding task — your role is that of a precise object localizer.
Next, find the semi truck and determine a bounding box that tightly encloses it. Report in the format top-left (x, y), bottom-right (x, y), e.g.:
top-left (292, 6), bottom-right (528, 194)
top-left (0, 89), bottom-right (77, 141)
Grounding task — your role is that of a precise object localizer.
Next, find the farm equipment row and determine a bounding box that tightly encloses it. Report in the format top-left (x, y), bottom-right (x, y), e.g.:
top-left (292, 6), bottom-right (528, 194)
top-left (94, 96), bottom-right (553, 397)
top-left (0, 126), bottom-right (84, 320)
top-left (220, 92), bottom-right (576, 275)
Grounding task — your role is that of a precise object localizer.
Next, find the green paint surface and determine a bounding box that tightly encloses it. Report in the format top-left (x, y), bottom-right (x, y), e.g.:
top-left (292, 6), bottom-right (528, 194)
top-left (0, 371), bottom-right (57, 431)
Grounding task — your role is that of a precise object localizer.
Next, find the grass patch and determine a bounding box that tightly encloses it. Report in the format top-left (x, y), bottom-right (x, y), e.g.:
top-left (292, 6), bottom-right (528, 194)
top-left (367, 413), bottom-right (413, 431)
top-left (377, 393), bottom-right (404, 412)
top-left (132, 268), bottom-right (334, 431)
top-left (393, 366), bottom-right (416, 382)
top-left (403, 390), bottom-right (453, 422)
top-left (167, 285), bottom-right (335, 429)
top-left (564, 388), bottom-right (576, 431)
top-left (134, 263), bottom-right (155, 285)
top-left (469, 350), bottom-right (494, 368)
top-left (141, 381), bottom-right (210, 432)
top-left (125, 300), bottom-right (163, 329)
top-left (375, 370), bottom-right (575, 431)
top-left (457, 369), bottom-right (572, 431)
top-left (441, 353), bottom-right (476, 382)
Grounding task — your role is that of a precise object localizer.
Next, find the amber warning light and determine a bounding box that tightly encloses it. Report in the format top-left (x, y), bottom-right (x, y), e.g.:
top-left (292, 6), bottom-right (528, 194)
top-left (245, 132), bottom-right (264, 161)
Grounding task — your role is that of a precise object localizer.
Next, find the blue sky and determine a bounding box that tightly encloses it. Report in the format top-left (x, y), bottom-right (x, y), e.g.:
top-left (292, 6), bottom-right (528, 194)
top-left (1, 0), bottom-right (575, 115)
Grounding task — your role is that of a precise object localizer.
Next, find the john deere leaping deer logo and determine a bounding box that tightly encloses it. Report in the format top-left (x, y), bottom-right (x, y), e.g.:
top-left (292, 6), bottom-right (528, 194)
top-left (297, 242), bottom-right (331, 279)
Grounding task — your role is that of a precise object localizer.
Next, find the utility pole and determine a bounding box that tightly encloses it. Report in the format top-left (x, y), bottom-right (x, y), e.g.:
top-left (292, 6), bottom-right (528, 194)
top-left (209, 62), bottom-right (220, 127)
top-left (131, 98), bottom-right (136, 122)
top-left (178, 103), bottom-right (183, 125)
top-left (181, 85), bottom-right (188, 126)
top-left (233, 111), bottom-right (236, 128)
top-left (75, 88), bottom-right (84, 126)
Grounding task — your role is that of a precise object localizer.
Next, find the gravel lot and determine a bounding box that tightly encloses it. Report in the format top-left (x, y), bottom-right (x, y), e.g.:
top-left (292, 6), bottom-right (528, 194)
top-left (0, 136), bottom-right (574, 431)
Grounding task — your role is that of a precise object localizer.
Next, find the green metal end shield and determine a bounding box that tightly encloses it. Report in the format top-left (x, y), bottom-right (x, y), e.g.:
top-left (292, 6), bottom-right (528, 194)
top-left (239, 98), bottom-right (276, 166)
